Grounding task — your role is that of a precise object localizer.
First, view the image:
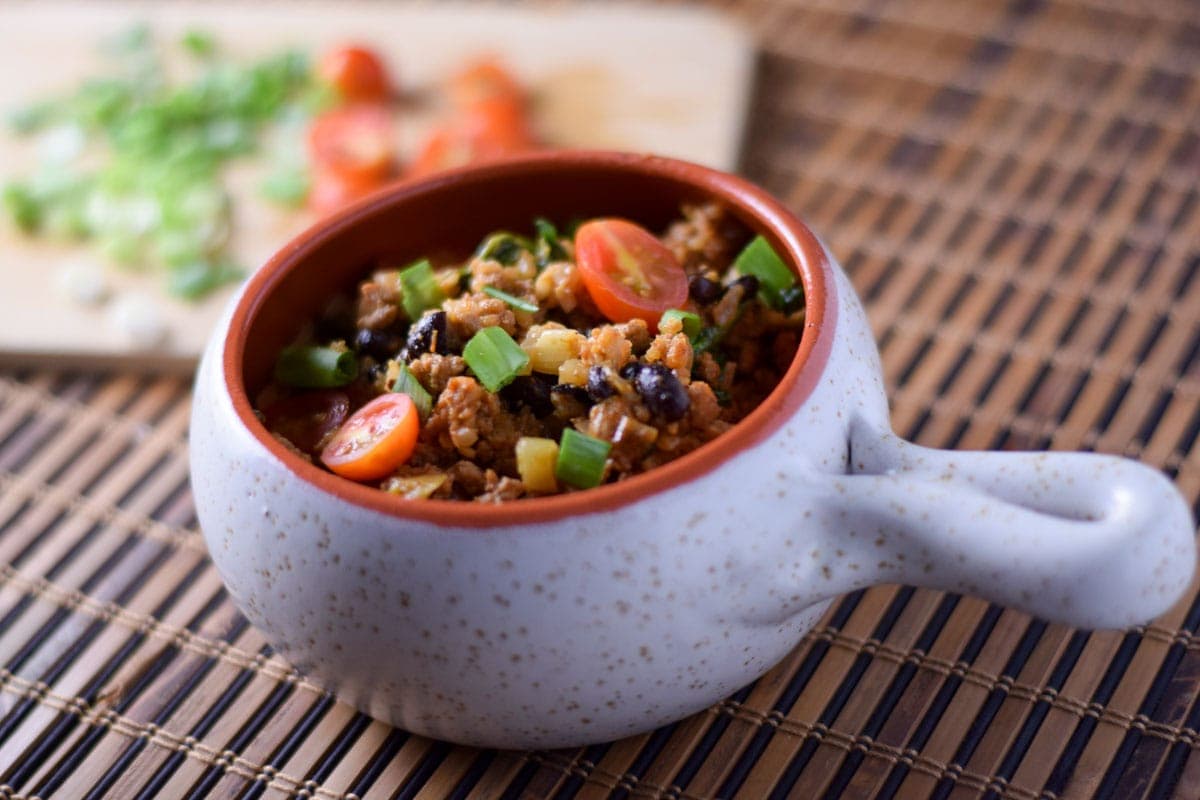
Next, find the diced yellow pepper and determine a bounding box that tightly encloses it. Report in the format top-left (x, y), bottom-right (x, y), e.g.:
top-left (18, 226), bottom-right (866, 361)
top-left (522, 327), bottom-right (584, 374)
top-left (515, 436), bottom-right (559, 493)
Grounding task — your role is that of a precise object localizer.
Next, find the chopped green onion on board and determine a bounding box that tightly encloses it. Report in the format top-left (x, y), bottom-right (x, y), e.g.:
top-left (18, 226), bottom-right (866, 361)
top-left (1, 26), bottom-right (317, 299)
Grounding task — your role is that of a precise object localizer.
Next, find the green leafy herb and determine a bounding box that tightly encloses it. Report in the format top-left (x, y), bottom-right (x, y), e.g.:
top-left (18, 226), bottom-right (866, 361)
top-left (476, 231), bottom-right (532, 266)
top-left (533, 216), bottom-right (566, 265)
top-left (482, 285), bottom-right (538, 313)
top-left (398, 259), bottom-right (446, 321)
top-left (274, 345), bottom-right (358, 388)
top-left (390, 364), bottom-right (433, 421)
top-left (555, 428), bottom-right (611, 489)
top-left (463, 326), bottom-right (530, 392)
top-left (734, 235), bottom-right (796, 310)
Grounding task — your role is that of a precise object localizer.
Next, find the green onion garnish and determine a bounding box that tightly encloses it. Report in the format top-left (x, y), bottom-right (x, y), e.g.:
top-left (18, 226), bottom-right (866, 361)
top-left (482, 285), bottom-right (538, 313)
top-left (476, 231), bottom-right (531, 266)
top-left (274, 345), bottom-right (358, 388)
top-left (462, 327), bottom-right (530, 392)
top-left (555, 428), bottom-right (611, 489)
top-left (390, 363), bottom-right (433, 421)
top-left (659, 309), bottom-right (702, 340)
top-left (734, 236), bottom-right (796, 310)
top-left (181, 30), bottom-right (217, 58)
top-left (0, 29), bottom-right (316, 300)
top-left (398, 259), bottom-right (446, 321)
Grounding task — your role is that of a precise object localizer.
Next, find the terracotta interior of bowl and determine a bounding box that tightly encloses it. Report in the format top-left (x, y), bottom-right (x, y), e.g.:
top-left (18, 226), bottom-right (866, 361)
top-left (230, 153), bottom-right (831, 524)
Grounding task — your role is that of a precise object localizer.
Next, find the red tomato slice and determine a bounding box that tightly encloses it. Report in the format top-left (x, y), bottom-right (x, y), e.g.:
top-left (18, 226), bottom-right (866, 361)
top-left (308, 168), bottom-right (386, 216)
top-left (262, 390), bottom-right (350, 455)
top-left (318, 45), bottom-right (393, 103)
top-left (308, 106), bottom-right (397, 186)
top-left (406, 103), bottom-right (536, 178)
top-left (320, 393), bottom-right (420, 482)
top-left (574, 219), bottom-right (689, 325)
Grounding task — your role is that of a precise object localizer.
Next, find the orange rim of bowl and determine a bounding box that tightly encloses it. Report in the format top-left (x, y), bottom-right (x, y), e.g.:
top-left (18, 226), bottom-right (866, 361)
top-left (223, 151), bottom-right (836, 527)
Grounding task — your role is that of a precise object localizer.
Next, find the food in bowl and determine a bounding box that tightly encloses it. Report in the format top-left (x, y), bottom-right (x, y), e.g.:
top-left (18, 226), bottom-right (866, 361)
top-left (254, 203), bottom-right (806, 501)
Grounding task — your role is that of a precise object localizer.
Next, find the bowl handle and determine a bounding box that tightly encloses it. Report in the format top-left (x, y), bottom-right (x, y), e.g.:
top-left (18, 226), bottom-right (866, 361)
top-left (807, 416), bottom-right (1196, 629)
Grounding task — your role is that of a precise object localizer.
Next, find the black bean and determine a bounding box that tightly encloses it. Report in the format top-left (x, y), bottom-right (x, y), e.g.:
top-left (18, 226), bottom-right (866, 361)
top-left (729, 274), bottom-right (759, 300)
top-left (587, 365), bottom-right (616, 401)
top-left (354, 328), bottom-right (400, 360)
top-left (688, 275), bottom-right (722, 305)
top-left (551, 383), bottom-right (592, 406)
top-left (500, 375), bottom-right (555, 417)
top-left (619, 362), bottom-right (639, 381)
top-left (632, 363), bottom-right (690, 421)
top-left (404, 311), bottom-right (448, 358)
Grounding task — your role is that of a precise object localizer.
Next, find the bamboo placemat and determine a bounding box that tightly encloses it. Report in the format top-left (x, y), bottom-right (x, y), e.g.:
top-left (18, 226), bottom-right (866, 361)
top-left (2, 0), bottom-right (1199, 797)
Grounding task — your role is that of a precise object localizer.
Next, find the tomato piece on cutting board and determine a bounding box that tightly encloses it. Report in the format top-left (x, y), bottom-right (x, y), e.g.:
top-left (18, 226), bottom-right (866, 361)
top-left (574, 219), bottom-right (689, 325)
top-left (308, 105), bottom-right (397, 185)
top-left (321, 393), bottom-right (421, 481)
top-left (318, 45), bottom-right (393, 103)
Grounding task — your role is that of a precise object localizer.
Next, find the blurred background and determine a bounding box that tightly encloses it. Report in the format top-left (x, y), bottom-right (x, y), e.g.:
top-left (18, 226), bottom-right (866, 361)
top-left (2, 1), bottom-right (1200, 798)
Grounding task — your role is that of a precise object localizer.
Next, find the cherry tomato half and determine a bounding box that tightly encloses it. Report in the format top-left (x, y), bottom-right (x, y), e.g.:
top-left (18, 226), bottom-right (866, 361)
top-left (308, 105), bottom-right (397, 186)
top-left (262, 390), bottom-right (350, 456)
top-left (407, 101), bottom-right (537, 178)
top-left (308, 168), bottom-right (385, 216)
top-left (318, 45), bottom-right (392, 103)
top-left (320, 393), bottom-right (420, 482)
top-left (574, 219), bottom-right (689, 325)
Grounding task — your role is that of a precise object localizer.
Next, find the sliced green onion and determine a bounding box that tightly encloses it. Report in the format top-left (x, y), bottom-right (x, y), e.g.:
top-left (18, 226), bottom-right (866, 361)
top-left (555, 428), bottom-right (611, 489)
top-left (659, 309), bottom-right (702, 340)
top-left (476, 231), bottom-right (531, 266)
top-left (734, 235), bottom-right (795, 310)
top-left (2, 184), bottom-right (43, 233)
top-left (390, 364), bottom-right (433, 421)
top-left (274, 345), bottom-right (358, 388)
top-left (166, 260), bottom-right (243, 299)
top-left (181, 30), bottom-right (217, 58)
top-left (398, 259), bottom-right (446, 321)
top-left (482, 285), bottom-right (538, 313)
top-left (462, 327), bottom-right (530, 392)
top-left (260, 165), bottom-right (310, 207)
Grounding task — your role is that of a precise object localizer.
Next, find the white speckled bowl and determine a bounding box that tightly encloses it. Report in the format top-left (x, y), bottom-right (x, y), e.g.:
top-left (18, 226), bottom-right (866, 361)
top-left (190, 152), bottom-right (1197, 749)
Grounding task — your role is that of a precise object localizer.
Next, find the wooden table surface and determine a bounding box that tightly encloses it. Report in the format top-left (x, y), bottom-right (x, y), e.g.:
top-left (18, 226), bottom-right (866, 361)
top-left (1, 1), bottom-right (1199, 797)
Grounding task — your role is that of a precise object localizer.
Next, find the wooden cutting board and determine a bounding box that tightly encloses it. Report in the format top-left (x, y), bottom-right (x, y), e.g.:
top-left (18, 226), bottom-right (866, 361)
top-left (0, 2), bottom-right (755, 371)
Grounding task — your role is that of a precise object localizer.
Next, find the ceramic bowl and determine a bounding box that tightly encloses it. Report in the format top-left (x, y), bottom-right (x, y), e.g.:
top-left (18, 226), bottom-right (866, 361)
top-left (190, 151), bottom-right (1196, 749)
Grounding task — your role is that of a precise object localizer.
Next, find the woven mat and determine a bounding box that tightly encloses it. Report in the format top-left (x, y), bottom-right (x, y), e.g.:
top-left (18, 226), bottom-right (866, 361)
top-left (2, 0), bottom-right (1199, 797)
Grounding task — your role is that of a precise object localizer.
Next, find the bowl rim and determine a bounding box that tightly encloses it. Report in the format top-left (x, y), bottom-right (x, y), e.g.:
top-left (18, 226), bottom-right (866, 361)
top-left (223, 150), bottom-right (836, 527)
